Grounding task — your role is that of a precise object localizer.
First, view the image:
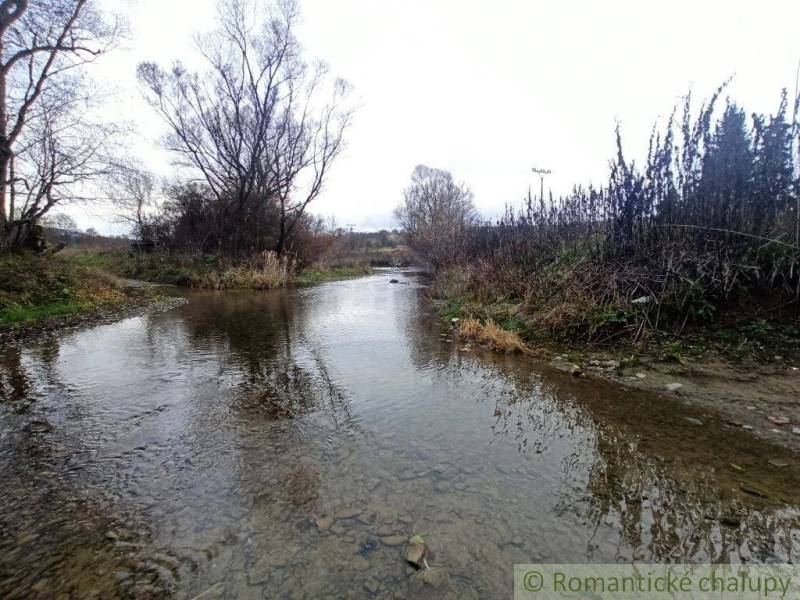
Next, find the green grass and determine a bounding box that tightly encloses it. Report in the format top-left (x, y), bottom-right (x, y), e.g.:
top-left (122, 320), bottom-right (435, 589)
top-left (0, 252), bottom-right (134, 328)
top-left (0, 300), bottom-right (86, 325)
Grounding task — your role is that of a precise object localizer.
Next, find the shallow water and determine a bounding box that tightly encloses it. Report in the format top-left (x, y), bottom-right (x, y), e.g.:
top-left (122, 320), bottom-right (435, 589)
top-left (1, 270), bottom-right (799, 599)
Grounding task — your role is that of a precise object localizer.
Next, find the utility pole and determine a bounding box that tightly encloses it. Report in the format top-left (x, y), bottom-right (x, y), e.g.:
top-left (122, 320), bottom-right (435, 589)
top-left (531, 167), bottom-right (551, 203)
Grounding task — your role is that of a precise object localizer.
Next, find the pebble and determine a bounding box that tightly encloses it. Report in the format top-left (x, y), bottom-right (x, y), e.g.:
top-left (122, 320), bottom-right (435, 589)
top-left (314, 515), bottom-right (334, 531)
top-left (363, 577), bottom-right (380, 594)
top-left (665, 383), bottom-right (683, 392)
top-left (405, 538), bottom-right (426, 567)
top-left (336, 506), bottom-right (364, 520)
top-left (412, 567), bottom-right (449, 589)
top-left (380, 535), bottom-right (407, 547)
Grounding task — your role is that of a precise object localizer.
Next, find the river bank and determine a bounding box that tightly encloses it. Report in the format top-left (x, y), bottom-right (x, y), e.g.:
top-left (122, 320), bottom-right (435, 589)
top-left (0, 254), bottom-right (185, 347)
top-left (432, 294), bottom-right (800, 453)
top-left (64, 248), bottom-right (376, 290)
top-left (1, 248), bottom-right (378, 345)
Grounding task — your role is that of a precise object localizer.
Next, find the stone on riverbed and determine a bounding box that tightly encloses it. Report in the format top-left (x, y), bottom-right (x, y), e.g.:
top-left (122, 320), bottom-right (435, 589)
top-left (380, 535), bottom-right (407, 547)
top-left (313, 514), bottom-right (334, 530)
top-left (405, 536), bottom-right (427, 567)
top-left (336, 506), bottom-right (364, 520)
top-left (412, 567), bottom-right (449, 588)
top-left (665, 382), bottom-right (683, 392)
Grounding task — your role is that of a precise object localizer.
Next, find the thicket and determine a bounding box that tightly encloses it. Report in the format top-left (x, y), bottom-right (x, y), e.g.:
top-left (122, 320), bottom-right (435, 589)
top-left (430, 85), bottom-right (800, 344)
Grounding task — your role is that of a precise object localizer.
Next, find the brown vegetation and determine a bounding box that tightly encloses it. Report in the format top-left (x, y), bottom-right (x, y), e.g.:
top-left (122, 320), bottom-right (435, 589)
top-left (457, 317), bottom-right (541, 356)
top-left (411, 85), bottom-right (800, 351)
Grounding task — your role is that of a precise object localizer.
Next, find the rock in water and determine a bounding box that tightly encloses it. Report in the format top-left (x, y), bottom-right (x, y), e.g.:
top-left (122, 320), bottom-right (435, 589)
top-left (313, 514), bottom-right (334, 530)
top-left (389, 279), bottom-right (399, 284)
top-left (380, 535), bottom-right (407, 547)
top-left (335, 506), bottom-right (363, 520)
top-left (665, 382), bottom-right (683, 392)
top-left (413, 567), bottom-right (449, 589)
top-left (406, 536), bottom-right (427, 567)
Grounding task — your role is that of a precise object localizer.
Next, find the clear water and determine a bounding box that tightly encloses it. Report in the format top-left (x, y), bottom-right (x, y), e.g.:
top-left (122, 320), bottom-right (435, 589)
top-left (1, 270), bottom-right (798, 599)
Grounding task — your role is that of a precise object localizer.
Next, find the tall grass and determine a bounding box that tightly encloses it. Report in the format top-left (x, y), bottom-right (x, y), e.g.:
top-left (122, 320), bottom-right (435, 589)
top-left (432, 85), bottom-right (800, 343)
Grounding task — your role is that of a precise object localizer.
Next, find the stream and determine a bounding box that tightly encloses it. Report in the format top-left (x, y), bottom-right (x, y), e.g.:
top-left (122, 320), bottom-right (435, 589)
top-left (1, 270), bottom-right (799, 599)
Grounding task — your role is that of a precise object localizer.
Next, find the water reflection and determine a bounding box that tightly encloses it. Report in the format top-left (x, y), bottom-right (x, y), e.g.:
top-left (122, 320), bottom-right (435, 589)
top-left (1, 271), bottom-right (799, 599)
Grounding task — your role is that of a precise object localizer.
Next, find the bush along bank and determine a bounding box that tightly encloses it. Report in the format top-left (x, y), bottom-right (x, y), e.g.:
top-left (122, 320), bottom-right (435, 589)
top-left (64, 248), bottom-right (375, 290)
top-left (407, 85), bottom-right (800, 363)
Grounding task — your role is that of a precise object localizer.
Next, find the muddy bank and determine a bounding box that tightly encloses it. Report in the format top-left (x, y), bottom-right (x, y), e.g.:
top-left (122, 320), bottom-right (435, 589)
top-left (433, 301), bottom-right (800, 454)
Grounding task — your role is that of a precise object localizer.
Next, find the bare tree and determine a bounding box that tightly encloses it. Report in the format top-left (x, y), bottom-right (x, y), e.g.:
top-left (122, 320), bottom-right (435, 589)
top-left (137, 0), bottom-right (353, 257)
top-left (40, 211), bottom-right (77, 231)
top-left (394, 165), bottom-right (479, 267)
top-left (108, 162), bottom-right (156, 240)
top-left (0, 0), bottom-right (120, 249)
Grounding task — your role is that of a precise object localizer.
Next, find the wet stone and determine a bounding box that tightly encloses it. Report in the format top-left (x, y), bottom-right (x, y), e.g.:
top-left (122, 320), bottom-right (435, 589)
top-left (336, 506), bottom-right (364, 520)
top-left (380, 535), bottom-right (407, 547)
top-left (314, 514), bottom-right (334, 531)
top-left (363, 577), bottom-right (381, 595)
top-left (405, 539), bottom-right (426, 567)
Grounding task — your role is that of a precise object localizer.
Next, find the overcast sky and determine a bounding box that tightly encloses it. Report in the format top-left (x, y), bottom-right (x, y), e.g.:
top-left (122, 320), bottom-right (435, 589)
top-left (81, 0), bottom-right (800, 234)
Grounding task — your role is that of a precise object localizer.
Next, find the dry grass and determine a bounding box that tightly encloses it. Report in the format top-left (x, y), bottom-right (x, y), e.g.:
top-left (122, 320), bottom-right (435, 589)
top-left (458, 317), bottom-right (542, 357)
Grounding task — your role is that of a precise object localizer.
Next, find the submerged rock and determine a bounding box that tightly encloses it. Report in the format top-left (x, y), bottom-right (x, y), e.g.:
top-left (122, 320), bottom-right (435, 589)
top-left (389, 279), bottom-right (399, 284)
top-left (380, 535), bottom-right (407, 547)
top-left (363, 577), bottom-right (381, 595)
top-left (405, 536), bottom-right (427, 567)
top-left (413, 567), bottom-right (449, 589)
top-left (25, 420), bottom-right (53, 434)
top-left (336, 506), bottom-right (364, 520)
top-left (665, 382), bottom-right (683, 392)
top-left (313, 514), bottom-right (334, 530)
